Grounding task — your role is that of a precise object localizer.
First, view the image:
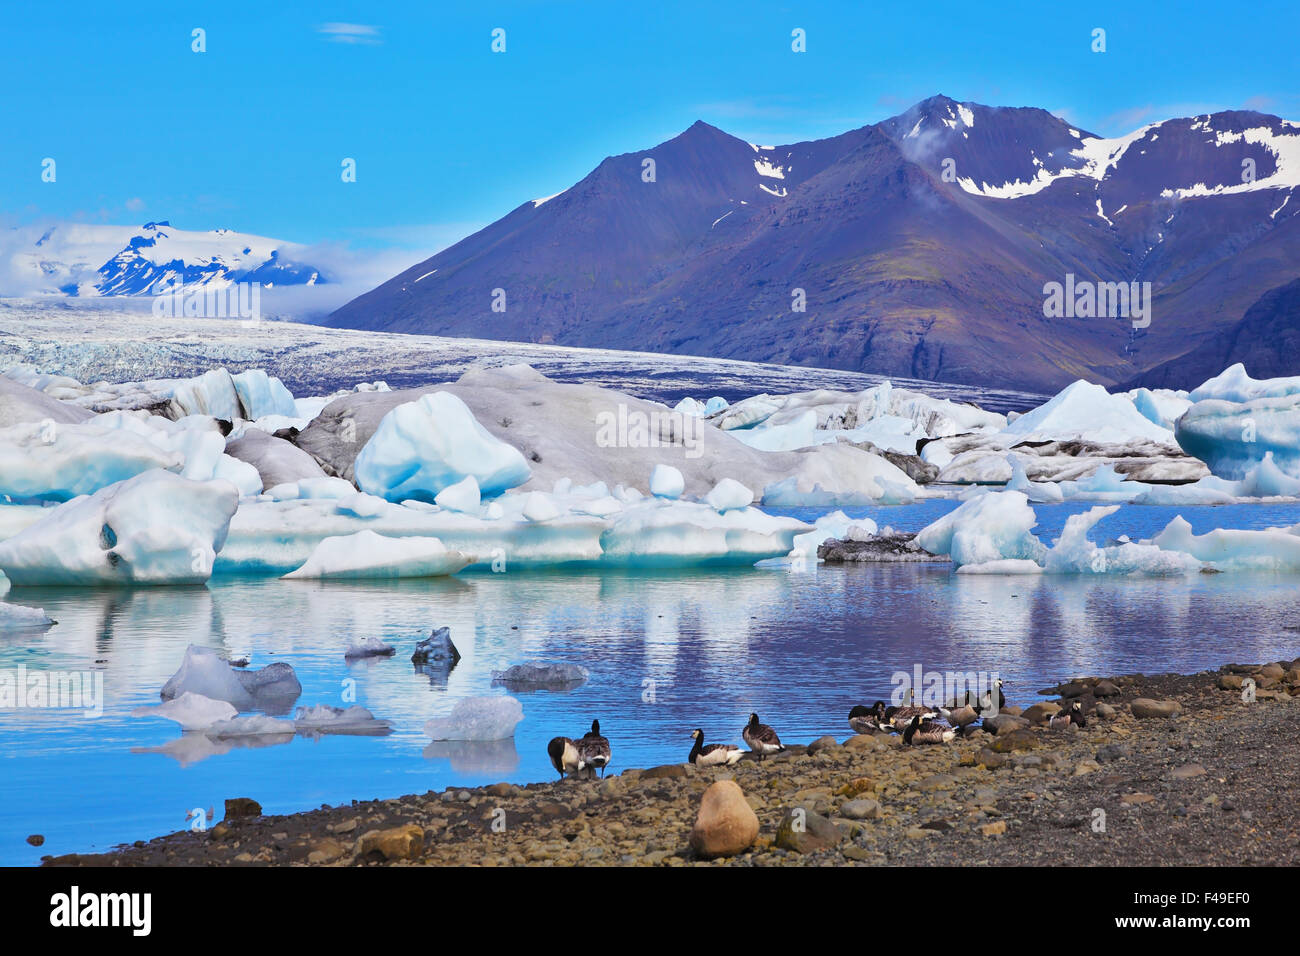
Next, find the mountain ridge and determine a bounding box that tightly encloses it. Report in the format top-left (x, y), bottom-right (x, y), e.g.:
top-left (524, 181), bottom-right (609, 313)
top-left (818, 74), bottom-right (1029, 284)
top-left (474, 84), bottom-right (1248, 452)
top-left (326, 95), bottom-right (1300, 391)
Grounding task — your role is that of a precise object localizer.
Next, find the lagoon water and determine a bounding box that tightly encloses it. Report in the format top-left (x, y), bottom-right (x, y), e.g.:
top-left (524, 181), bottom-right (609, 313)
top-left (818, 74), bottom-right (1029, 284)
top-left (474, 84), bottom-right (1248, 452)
top-left (3, 500), bottom-right (1300, 865)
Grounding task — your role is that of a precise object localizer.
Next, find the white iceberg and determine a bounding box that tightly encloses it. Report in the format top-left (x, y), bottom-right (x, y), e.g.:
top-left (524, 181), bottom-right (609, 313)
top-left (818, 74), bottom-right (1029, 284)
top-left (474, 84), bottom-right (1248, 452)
top-left (1003, 380), bottom-right (1174, 444)
top-left (425, 696), bottom-right (524, 741)
top-left (231, 369), bottom-right (297, 420)
top-left (0, 601), bottom-right (56, 630)
top-left (705, 477), bottom-right (753, 512)
top-left (293, 704), bottom-right (391, 735)
top-left (354, 391), bottom-right (531, 501)
top-left (915, 491), bottom-right (1047, 569)
top-left (649, 464), bottom-right (684, 499)
top-left (0, 471), bottom-right (239, 586)
top-left (132, 691), bottom-right (239, 731)
top-left (283, 529), bottom-right (469, 579)
top-left (434, 475), bottom-right (481, 513)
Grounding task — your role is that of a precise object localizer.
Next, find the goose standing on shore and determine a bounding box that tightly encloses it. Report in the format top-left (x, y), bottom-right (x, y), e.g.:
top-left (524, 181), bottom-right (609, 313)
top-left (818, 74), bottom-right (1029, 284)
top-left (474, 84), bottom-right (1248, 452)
top-left (576, 719), bottom-right (612, 778)
top-left (688, 728), bottom-right (744, 766)
top-left (903, 715), bottom-right (957, 746)
top-left (547, 736), bottom-right (580, 778)
top-left (742, 713), bottom-right (785, 760)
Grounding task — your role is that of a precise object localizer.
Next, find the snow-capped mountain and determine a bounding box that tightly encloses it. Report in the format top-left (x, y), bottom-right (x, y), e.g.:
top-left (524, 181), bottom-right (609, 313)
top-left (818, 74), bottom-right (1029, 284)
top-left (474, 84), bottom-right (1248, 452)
top-left (325, 95), bottom-right (1300, 392)
top-left (10, 221), bottom-right (326, 297)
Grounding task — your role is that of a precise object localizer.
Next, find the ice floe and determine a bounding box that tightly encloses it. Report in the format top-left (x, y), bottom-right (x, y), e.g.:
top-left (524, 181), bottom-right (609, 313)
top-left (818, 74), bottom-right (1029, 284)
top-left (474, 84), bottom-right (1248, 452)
top-left (283, 529), bottom-right (469, 579)
top-left (0, 600), bottom-right (56, 630)
top-left (491, 661), bottom-right (589, 690)
top-left (159, 645), bottom-right (302, 713)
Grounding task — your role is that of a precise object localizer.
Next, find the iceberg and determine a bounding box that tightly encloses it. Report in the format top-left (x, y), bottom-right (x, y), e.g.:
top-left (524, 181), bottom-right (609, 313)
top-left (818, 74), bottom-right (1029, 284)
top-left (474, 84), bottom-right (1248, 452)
top-left (955, 559), bottom-right (1045, 575)
top-left (132, 692), bottom-right (238, 731)
top-left (1150, 516), bottom-right (1300, 571)
top-left (434, 475), bottom-right (481, 513)
top-left (295, 366), bottom-right (922, 506)
top-left (1003, 380), bottom-right (1174, 444)
top-left (0, 601), bottom-right (56, 630)
top-left (412, 626), bottom-right (460, 664)
top-left (207, 715), bottom-right (298, 737)
top-left (344, 636), bottom-right (396, 659)
top-left (649, 464), bottom-right (684, 499)
top-left (491, 661), bottom-right (589, 689)
top-left (160, 645), bottom-right (302, 713)
top-left (425, 696), bottom-right (524, 741)
top-left (283, 530), bottom-right (469, 579)
top-left (915, 491), bottom-right (1047, 569)
top-left (1189, 363), bottom-right (1300, 403)
top-left (0, 418), bottom-right (181, 501)
top-left (293, 704), bottom-right (392, 736)
top-left (265, 476), bottom-right (358, 501)
top-left (0, 471), bottom-right (238, 586)
top-left (705, 477), bottom-right (753, 512)
top-left (1176, 393), bottom-right (1300, 479)
top-left (598, 496), bottom-right (810, 566)
top-left (354, 391), bottom-right (531, 501)
top-left (231, 369), bottom-right (297, 420)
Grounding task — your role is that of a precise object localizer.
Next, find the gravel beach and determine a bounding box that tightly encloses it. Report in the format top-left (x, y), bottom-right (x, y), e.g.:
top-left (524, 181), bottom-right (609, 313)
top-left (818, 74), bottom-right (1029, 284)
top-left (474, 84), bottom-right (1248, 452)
top-left (43, 660), bottom-right (1300, 867)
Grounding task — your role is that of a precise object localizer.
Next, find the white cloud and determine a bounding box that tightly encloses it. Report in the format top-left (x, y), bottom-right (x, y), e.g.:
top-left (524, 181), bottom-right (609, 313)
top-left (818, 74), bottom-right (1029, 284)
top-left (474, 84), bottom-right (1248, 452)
top-left (316, 23), bottom-right (382, 45)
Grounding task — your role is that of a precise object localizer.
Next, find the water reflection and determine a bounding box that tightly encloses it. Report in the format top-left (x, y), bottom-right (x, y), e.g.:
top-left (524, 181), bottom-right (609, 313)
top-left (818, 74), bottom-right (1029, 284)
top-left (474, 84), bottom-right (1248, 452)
top-left (4, 548), bottom-right (1300, 865)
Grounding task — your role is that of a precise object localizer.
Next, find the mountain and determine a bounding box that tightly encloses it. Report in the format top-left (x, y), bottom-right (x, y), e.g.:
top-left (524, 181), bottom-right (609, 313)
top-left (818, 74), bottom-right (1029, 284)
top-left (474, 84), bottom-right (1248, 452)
top-left (1126, 278), bottom-right (1300, 390)
top-left (9, 221), bottom-right (326, 297)
top-left (323, 95), bottom-right (1300, 392)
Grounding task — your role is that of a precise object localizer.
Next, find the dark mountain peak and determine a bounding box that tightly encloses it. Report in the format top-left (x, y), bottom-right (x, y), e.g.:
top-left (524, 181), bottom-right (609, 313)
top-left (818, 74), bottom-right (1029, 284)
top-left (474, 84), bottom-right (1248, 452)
top-left (325, 97), bottom-right (1300, 393)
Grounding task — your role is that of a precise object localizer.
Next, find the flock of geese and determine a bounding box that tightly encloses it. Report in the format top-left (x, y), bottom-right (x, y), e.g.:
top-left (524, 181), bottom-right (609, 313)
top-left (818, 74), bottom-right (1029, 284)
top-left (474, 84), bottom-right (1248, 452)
top-left (545, 679), bottom-right (1085, 780)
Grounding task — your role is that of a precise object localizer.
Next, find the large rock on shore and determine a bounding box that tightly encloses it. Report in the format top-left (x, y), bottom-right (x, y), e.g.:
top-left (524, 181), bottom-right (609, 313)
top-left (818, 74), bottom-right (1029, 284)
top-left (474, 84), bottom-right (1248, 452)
top-left (776, 807), bottom-right (846, 853)
top-left (689, 780), bottom-right (759, 859)
top-left (1131, 698), bottom-right (1182, 719)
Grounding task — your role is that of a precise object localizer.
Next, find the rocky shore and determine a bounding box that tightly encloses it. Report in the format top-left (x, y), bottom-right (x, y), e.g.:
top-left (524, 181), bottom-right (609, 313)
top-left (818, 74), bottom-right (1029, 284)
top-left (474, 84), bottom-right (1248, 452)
top-left (44, 661), bottom-right (1300, 867)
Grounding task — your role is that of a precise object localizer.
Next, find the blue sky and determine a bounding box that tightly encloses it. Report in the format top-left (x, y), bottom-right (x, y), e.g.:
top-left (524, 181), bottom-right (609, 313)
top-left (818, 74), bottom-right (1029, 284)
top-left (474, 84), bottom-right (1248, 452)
top-left (3, 0), bottom-right (1297, 261)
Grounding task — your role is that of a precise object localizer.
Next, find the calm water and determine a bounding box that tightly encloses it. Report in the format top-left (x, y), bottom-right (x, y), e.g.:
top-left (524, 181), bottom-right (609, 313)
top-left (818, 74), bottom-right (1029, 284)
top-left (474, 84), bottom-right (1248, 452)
top-left (3, 500), bottom-right (1300, 865)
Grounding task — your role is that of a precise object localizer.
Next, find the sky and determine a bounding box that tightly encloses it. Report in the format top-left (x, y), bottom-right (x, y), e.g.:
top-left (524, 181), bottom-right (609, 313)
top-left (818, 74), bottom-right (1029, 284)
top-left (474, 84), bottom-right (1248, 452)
top-left (2, 0), bottom-right (1297, 268)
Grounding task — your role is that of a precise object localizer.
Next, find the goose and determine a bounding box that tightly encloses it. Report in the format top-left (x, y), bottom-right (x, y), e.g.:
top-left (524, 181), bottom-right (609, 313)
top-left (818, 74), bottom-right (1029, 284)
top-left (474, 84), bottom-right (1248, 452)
top-left (848, 701), bottom-right (889, 734)
top-left (903, 715), bottom-right (957, 746)
top-left (575, 719), bottom-right (612, 778)
top-left (977, 678), bottom-right (1007, 711)
top-left (937, 702), bottom-right (981, 728)
top-left (1049, 700), bottom-right (1086, 729)
top-left (689, 728), bottom-right (744, 767)
top-left (742, 713), bottom-right (785, 760)
top-left (547, 736), bottom-right (581, 778)
top-left (885, 703), bottom-right (936, 731)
